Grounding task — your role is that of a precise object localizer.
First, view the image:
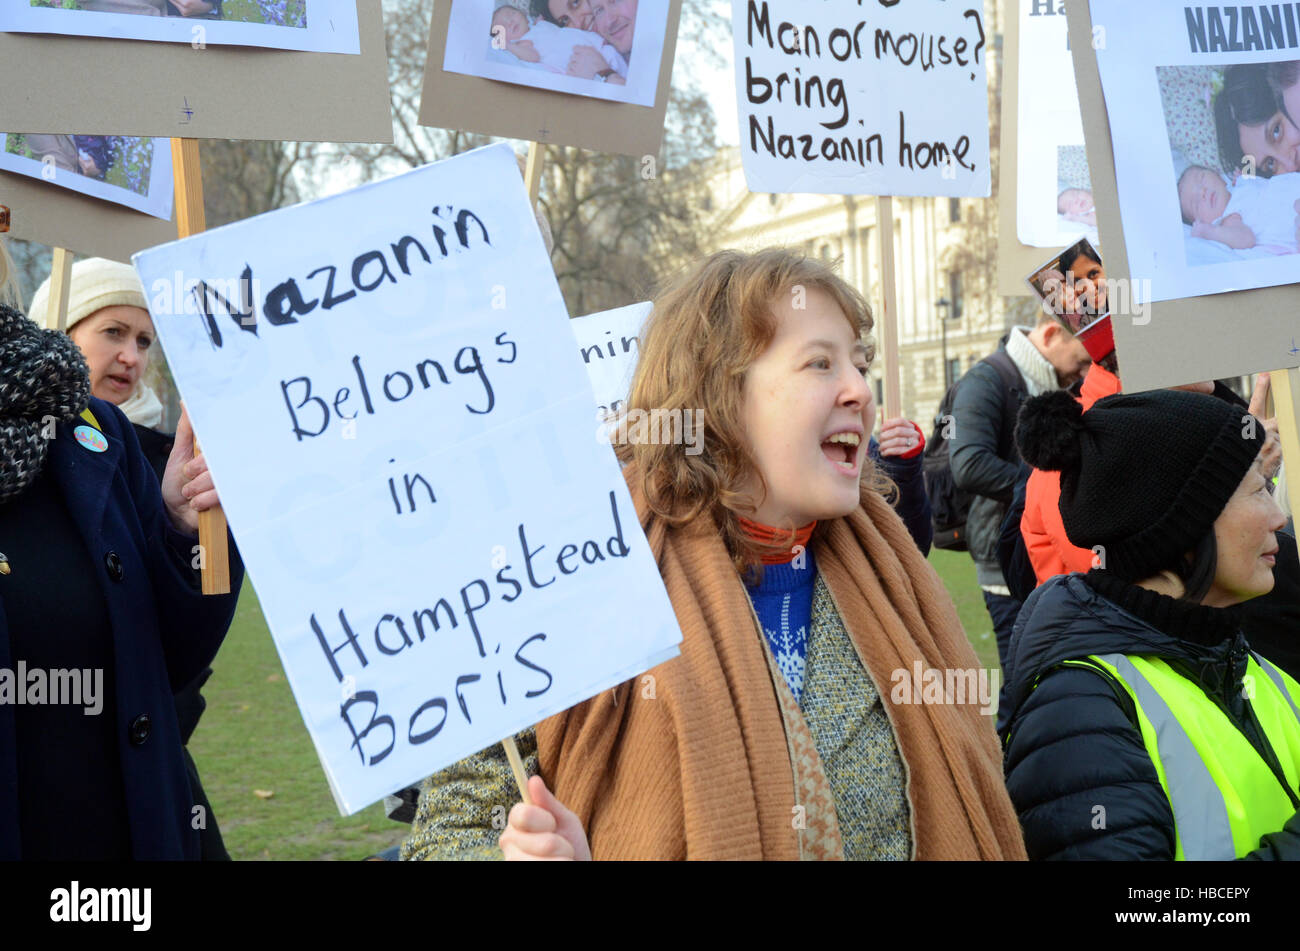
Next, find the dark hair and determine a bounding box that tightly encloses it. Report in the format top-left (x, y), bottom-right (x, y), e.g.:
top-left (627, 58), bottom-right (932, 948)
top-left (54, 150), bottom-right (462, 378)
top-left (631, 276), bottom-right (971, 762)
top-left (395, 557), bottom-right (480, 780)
top-left (1269, 60), bottom-right (1300, 124)
top-left (1058, 239), bottom-right (1100, 282)
top-left (1172, 531), bottom-right (1218, 602)
top-left (530, 0), bottom-right (559, 24)
top-left (1215, 63), bottom-right (1282, 176)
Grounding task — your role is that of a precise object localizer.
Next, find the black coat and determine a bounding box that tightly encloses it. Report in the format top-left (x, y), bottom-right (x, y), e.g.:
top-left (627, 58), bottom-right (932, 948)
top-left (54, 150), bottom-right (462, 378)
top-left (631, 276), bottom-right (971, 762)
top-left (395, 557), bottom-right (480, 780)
top-left (1001, 574), bottom-right (1300, 860)
top-left (0, 398), bottom-right (243, 859)
top-left (948, 343), bottom-right (1026, 585)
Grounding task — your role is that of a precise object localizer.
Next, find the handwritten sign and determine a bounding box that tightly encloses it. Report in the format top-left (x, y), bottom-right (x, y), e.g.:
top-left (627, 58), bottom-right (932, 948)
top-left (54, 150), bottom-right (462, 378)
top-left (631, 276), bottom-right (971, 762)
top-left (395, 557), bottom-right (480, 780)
top-left (733, 0), bottom-right (991, 196)
top-left (133, 144), bottom-right (682, 815)
top-left (570, 301), bottom-right (651, 420)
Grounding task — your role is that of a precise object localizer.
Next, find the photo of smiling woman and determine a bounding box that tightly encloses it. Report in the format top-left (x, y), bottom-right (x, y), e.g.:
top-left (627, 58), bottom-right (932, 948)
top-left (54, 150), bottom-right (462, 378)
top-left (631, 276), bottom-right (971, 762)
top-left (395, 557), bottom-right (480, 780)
top-left (401, 248), bottom-right (1026, 861)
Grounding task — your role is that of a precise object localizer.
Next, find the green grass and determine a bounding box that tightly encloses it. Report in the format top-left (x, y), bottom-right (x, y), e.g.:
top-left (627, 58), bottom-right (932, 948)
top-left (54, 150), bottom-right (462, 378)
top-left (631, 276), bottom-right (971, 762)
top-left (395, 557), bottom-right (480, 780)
top-left (192, 549), bottom-right (996, 859)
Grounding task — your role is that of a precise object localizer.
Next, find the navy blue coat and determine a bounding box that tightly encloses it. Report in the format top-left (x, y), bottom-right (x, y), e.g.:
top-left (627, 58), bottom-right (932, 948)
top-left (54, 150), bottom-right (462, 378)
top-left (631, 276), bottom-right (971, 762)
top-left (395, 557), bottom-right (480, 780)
top-left (0, 397), bottom-right (243, 860)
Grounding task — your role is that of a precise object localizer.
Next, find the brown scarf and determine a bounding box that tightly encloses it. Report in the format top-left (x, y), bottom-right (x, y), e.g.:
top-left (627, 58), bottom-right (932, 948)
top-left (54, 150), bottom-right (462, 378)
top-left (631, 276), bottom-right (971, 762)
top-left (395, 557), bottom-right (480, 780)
top-left (535, 472), bottom-right (1026, 860)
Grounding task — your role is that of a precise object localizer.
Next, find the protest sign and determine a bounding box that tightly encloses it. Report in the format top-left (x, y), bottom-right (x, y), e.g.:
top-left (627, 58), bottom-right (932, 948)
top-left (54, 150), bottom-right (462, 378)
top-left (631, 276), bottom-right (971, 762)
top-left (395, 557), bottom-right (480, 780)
top-left (0, 0), bottom-right (389, 142)
top-left (0, 168), bottom-right (175, 262)
top-left (1015, 0), bottom-right (1098, 249)
top-left (732, 0), bottom-right (991, 196)
top-left (1090, 0), bottom-right (1300, 304)
top-left (0, 134), bottom-right (173, 220)
top-left (420, 0), bottom-right (683, 157)
top-left (0, 0), bottom-right (359, 54)
top-left (1067, 0), bottom-right (1300, 393)
top-left (443, 0), bottom-right (669, 108)
top-left (570, 301), bottom-right (651, 420)
top-left (133, 143), bottom-right (683, 814)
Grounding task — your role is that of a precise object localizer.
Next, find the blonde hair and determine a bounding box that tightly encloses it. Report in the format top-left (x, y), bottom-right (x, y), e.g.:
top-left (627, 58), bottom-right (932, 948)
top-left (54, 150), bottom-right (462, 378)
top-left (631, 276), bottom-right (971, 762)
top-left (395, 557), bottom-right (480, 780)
top-left (0, 236), bottom-right (21, 309)
top-left (616, 248), bottom-right (892, 574)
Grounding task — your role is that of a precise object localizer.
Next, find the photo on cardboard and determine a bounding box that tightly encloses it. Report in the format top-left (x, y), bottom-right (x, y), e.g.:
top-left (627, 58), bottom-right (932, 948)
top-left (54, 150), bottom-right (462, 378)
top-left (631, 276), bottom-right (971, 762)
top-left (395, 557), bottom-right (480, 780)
top-left (0, 133), bottom-right (174, 220)
top-left (442, 0), bottom-right (667, 108)
top-left (1015, 0), bottom-right (1099, 248)
top-left (1158, 62), bottom-right (1300, 269)
top-left (1025, 237), bottom-right (1109, 335)
top-left (0, 0), bottom-right (360, 54)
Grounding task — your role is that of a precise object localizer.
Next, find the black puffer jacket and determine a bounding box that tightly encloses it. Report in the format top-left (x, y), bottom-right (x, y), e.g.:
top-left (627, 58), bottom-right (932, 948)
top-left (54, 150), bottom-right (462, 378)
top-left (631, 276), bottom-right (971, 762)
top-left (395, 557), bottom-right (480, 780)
top-left (1001, 573), bottom-right (1300, 860)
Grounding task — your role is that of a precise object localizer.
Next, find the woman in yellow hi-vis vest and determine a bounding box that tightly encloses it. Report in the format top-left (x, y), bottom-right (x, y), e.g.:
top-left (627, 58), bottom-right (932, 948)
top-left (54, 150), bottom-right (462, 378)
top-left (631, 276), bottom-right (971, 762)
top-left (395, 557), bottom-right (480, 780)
top-left (1002, 388), bottom-right (1300, 860)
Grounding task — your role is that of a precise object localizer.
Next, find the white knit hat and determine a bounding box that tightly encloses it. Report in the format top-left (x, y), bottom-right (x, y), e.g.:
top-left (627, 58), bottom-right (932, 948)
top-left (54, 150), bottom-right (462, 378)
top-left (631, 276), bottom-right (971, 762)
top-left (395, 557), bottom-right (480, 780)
top-left (28, 256), bottom-right (148, 332)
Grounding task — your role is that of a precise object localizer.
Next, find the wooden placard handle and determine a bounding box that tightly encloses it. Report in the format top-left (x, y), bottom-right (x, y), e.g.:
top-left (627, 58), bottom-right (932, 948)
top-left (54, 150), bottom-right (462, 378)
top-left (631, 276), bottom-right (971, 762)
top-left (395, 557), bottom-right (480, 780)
top-left (874, 196), bottom-right (902, 422)
top-left (48, 247), bottom-right (75, 332)
top-left (1270, 367), bottom-right (1300, 522)
top-left (171, 137), bottom-right (230, 596)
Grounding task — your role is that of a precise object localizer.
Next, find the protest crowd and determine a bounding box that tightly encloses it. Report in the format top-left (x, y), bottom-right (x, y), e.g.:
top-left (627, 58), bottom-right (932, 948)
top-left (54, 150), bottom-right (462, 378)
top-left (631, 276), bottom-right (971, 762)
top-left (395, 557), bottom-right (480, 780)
top-left (2, 0), bottom-right (1300, 874)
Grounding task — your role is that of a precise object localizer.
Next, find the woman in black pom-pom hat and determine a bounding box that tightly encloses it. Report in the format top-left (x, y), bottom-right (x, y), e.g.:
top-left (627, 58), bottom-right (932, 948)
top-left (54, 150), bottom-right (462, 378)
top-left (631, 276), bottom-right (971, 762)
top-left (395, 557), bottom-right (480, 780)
top-left (1001, 388), bottom-right (1300, 860)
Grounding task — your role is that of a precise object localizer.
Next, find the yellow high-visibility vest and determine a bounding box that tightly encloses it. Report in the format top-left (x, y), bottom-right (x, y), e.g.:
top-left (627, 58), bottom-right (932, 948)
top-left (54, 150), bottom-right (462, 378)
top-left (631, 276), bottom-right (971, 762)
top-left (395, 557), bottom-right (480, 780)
top-left (1064, 652), bottom-right (1300, 860)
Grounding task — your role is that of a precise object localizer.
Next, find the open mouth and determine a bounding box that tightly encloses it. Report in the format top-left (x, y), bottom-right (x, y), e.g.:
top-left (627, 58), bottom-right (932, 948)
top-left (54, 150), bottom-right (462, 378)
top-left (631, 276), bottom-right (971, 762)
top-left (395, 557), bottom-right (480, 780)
top-left (106, 374), bottom-right (132, 389)
top-left (820, 431), bottom-right (860, 472)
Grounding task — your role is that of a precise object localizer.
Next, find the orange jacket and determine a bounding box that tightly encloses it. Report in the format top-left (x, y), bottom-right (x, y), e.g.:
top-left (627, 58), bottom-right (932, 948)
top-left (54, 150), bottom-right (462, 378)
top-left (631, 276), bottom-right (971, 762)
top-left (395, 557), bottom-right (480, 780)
top-left (1022, 364), bottom-right (1122, 585)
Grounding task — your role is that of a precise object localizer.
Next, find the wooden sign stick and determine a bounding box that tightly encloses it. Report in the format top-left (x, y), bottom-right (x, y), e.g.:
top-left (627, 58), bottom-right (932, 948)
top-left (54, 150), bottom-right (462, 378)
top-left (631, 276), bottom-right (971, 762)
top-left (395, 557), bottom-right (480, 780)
top-left (497, 138), bottom-right (549, 810)
top-left (1270, 367), bottom-right (1300, 518)
top-left (171, 137), bottom-right (230, 596)
top-left (874, 196), bottom-right (902, 421)
top-left (48, 247), bottom-right (75, 332)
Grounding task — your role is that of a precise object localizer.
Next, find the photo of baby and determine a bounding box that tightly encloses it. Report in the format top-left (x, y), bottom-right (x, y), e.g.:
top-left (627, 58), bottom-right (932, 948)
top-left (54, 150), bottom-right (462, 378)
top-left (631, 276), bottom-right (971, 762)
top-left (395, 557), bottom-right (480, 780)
top-left (1157, 62), bottom-right (1300, 268)
top-left (490, 3), bottom-right (627, 84)
top-left (443, 0), bottom-right (668, 108)
top-left (0, 132), bottom-right (173, 220)
top-left (1025, 238), bottom-right (1109, 335)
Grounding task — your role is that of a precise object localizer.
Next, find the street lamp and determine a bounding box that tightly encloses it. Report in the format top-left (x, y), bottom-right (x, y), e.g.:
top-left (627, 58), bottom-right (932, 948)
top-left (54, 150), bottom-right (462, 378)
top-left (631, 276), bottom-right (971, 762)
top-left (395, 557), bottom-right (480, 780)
top-left (936, 297), bottom-right (953, 388)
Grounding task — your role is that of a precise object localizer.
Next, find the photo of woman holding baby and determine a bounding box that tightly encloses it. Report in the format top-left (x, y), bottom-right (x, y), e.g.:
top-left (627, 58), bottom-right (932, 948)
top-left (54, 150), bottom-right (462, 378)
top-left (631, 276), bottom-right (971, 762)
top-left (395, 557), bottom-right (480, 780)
top-left (446, 0), bottom-right (664, 108)
top-left (1155, 60), bottom-right (1300, 268)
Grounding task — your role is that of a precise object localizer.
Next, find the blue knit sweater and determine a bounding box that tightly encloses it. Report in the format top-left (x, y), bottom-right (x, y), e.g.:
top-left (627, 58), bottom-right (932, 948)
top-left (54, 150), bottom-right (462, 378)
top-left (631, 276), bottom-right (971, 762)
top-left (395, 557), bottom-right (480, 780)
top-left (746, 551), bottom-right (817, 705)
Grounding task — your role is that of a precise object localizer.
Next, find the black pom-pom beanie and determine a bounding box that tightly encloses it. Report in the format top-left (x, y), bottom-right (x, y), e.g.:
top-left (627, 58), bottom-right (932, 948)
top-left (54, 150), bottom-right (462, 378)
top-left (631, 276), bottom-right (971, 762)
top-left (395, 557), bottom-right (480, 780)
top-left (1015, 389), bottom-right (1265, 582)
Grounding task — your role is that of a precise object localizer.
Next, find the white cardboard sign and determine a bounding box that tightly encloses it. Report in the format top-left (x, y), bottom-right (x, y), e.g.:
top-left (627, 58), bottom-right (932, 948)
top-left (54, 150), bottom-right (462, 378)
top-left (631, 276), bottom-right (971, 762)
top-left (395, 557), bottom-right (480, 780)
top-left (570, 301), bottom-right (651, 420)
top-left (133, 144), bottom-right (682, 815)
top-left (732, 0), bottom-right (991, 196)
top-left (1015, 0), bottom-right (1099, 248)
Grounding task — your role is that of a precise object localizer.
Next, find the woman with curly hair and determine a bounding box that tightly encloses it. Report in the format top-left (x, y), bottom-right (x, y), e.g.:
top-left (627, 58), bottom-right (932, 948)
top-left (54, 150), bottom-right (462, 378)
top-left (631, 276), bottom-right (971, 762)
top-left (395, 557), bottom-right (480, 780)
top-left (402, 248), bottom-right (1024, 861)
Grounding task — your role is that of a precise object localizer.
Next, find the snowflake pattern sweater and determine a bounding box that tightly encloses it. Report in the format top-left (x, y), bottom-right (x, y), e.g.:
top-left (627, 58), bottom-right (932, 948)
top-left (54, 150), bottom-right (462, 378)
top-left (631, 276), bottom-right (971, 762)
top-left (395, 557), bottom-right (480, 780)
top-left (746, 553), bottom-right (816, 705)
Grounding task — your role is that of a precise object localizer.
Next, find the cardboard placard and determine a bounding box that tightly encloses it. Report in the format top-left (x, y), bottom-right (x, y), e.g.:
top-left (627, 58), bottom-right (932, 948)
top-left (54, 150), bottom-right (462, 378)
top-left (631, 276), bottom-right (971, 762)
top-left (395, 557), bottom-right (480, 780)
top-left (0, 168), bottom-right (176, 262)
top-left (732, 0), bottom-right (991, 196)
top-left (0, 0), bottom-right (391, 142)
top-left (132, 144), bottom-right (682, 814)
top-left (0, 134), bottom-right (174, 220)
top-left (1067, 0), bottom-right (1300, 393)
top-left (419, 0), bottom-right (683, 157)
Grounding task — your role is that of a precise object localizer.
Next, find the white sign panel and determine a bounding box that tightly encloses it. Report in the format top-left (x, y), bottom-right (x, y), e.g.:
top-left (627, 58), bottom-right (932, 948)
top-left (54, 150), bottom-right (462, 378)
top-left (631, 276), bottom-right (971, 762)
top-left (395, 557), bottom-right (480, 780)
top-left (570, 301), bottom-right (651, 419)
top-left (0, 0), bottom-right (359, 54)
top-left (732, 0), bottom-right (991, 196)
top-left (1015, 0), bottom-right (1098, 248)
top-left (1092, 0), bottom-right (1300, 303)
top-left (134, 144), bottom-right (682, 815)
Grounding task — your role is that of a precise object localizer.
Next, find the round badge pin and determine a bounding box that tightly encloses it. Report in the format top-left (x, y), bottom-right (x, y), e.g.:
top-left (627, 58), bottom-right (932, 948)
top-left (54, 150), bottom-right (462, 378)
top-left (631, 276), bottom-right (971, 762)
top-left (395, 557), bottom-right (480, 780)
top-left (74, 425), bottom-right (108, 453)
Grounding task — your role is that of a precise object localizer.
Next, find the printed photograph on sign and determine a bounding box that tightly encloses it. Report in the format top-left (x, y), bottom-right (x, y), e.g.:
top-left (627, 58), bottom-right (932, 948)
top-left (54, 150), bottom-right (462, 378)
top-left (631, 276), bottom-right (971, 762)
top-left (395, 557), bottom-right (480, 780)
top-left (1025, 238), bottom-right (1109, 335)
top-left (442, 0), bottom-right (668, 107)
top-left (1157, 62), bottom-right (1300, 266)
top-left (732, 0), bottom-right (991, 196)
top-left (0, 0), bottom-right (360, 53)
top-left (1015, 0), bottom-right (1099, 247)
top-left (1090, 1), bottom-right (1300, 303)
top-left (0, 133), bottom-right (173, 220)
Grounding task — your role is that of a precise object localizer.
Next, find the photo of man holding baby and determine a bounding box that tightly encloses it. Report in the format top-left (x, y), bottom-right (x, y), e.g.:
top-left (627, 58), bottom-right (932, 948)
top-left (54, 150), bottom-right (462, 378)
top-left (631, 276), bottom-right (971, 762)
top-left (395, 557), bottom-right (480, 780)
top-left (489, 0), bottom-right (639, 86)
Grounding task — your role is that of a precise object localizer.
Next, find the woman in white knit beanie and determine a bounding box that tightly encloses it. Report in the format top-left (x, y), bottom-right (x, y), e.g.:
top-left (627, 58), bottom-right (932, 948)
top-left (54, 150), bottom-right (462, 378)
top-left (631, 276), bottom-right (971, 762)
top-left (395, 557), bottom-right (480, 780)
top-left (28, 256), bottom-right (166, 432)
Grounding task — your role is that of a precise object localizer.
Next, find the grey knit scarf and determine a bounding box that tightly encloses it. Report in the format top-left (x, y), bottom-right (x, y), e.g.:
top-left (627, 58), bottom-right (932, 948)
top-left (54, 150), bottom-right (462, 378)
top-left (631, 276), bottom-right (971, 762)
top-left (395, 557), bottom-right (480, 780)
top-left (0, 303), bottom-right (91, 503)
